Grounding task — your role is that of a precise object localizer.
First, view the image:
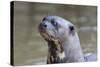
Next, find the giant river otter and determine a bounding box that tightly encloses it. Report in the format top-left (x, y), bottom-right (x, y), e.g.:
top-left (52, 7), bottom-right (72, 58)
top-left (38, 16), bottom-right (97, 64)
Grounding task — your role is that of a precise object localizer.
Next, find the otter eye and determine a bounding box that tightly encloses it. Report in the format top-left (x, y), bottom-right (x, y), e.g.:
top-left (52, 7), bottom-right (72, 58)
top-left (53, 22), bottom-right (58, 26)
top-left (54, 22), bottom-right (58, 26)
top-left (51, 19), bottom-right (59, 30)
top-left (51, 19), bottom-right (58, 26)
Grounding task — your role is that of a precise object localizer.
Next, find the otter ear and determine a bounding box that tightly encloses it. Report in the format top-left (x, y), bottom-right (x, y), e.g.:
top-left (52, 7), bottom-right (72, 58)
top-left (69, 26), bottom-right (75, 35)
top-left (69, 26), bottom-right (74, 31)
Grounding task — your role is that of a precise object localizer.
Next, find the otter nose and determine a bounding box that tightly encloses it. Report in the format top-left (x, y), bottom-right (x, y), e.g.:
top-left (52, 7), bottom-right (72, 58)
top-left (40, 23), bottom-right (47, 28)
top-left (43, 24), bottom-right (47, 28)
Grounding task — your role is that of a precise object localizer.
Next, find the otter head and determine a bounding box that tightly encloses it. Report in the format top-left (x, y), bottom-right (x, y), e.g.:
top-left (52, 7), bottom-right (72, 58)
top-left (38, 16), bottom-right (84, 63)
top-left (38, 16), bottom-right (76, 43)
top-left (38, 16), bottom-right (78, 54)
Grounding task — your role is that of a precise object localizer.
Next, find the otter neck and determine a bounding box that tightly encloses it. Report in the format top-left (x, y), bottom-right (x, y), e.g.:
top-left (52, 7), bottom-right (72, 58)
top-left (62, 33), bottom-right (85, 62)
top-left (47, 33), bottom-right (85, 63)
top-left (47, 40), bottom-right (66, 64)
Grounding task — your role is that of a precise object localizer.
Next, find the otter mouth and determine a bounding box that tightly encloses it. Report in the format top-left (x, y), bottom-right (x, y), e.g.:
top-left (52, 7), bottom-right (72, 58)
top-left (39, 29), bottom-right (56, 41)
top-left (39, 23), bottom-right (56, 41)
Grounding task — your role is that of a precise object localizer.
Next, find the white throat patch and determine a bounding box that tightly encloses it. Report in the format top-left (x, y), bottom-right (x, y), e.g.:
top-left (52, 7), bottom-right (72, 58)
top-left (58, 52), bottom-right (66, 60)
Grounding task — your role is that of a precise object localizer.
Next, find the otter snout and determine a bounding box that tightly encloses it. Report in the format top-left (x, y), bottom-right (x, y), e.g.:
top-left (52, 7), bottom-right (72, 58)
top-left (38, 22), bottom-right (47, 33)
top-left (39, 17), bottom-right (48, 30)
top-left (40, 23), bottom-right (47, 28)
